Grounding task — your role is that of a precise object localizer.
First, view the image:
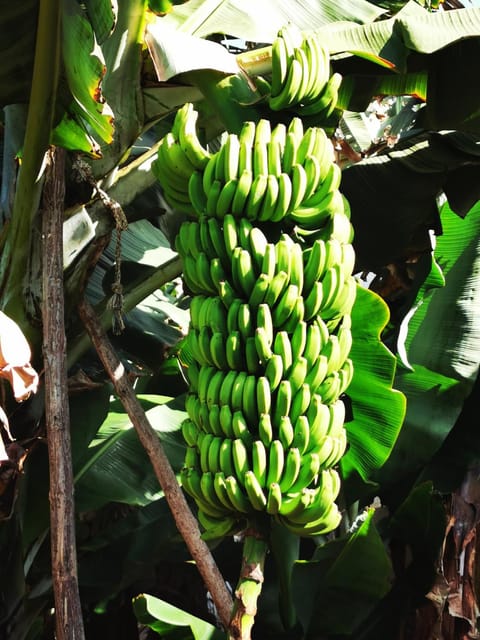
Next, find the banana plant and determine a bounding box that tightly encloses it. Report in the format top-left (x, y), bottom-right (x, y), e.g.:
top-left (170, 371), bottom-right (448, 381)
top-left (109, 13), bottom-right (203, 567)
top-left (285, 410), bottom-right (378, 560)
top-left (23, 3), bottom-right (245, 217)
top-left (2, 0), bottom-right (480, 638)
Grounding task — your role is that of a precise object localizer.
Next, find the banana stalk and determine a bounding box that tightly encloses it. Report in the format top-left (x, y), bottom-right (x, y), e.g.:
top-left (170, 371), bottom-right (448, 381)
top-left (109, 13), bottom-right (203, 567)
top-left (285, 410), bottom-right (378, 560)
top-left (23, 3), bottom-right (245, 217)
top-left (228, 529), bottom-right (269, 640)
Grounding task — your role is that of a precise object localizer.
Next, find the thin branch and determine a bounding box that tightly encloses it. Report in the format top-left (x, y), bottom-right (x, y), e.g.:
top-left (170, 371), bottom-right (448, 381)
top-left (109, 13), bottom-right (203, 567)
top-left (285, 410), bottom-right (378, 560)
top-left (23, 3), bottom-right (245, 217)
top-left (77, 298), bottom-right (234, 629)
top-left (42, 146), bottom-right (85, 640)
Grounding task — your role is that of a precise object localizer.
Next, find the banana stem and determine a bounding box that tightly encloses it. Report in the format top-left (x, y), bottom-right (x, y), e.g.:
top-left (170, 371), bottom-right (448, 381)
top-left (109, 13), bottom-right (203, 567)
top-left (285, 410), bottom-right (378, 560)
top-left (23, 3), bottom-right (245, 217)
top-left (228, 529), bottom-right (269, 640)
top-left (236, 46), bottom-right (272, 77)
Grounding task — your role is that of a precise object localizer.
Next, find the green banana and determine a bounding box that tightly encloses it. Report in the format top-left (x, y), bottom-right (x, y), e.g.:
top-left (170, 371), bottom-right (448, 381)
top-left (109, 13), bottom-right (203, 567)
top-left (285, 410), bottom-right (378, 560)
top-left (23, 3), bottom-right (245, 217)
top-left (287, 356), bottom-right (308, 395)
top-left (252, 440), bottom-right (268, 488)
top-left (231, 370), bottom-right (248, 412)
top-left (208, 403), bottom-right (224, 437)
top-left (226, 330), bottom-right (245, 371)
top-left (188, 170), bottom-right (207, 216)
top-left (258, 412), bottom-right (274, 447)
top-left (264, 353), bottom-right (284, 392)
top-left (272, 380), bottom-right (293, 428)
top-left (258, 174), bottom-right (280, 222)
top-left (232, 410), bottom-right (254, 446)
top-left (219, 438), bottom-right (235, 476)
top-left (245, 173), bottom-right (269, 220)
top-left (291, 320), bottom-right (307, 360)
top-left (225, 475), bottom-right (251, 514)
top-left (273, 331), bottom-right (293, 373)
top-left (266, 482), bottom-right (283, 515)
top-left (278, 446), bottom-right (302, 493)
top-left (242, 374), bottom-right (259, 427)
top-left (264, 270), bottom-right (289, 308)
top-left (224, 133), bottom-right (241, 181)
top-left (216, 178), bottom-right (238, 219)
top-left (244, 470), bottom-right (268, 511)
top-left (289, 382), bottom-right (311, 425)
top-left (177, 103), bottom-right (212, 170)
top-left (232, 169), bottom-right (254, 217)
top-left (232, 437), bottom-right (250, 484)
top-left (292, 415), bottom-right (310, 455)
top-left (257, 376), bottom-right (272, 416)
top-left (297, 72), bottom-right (342, 117)
top-left (237, 302), bottom-right (254, 340)
top-left (270, 172), bottom-right (293, 222)
top-left (272, 283), bottom-right (300, 328)
top-left (267, 439), bottom-right (285, 486)
top-left (278, 415), bottom-right (294, 449)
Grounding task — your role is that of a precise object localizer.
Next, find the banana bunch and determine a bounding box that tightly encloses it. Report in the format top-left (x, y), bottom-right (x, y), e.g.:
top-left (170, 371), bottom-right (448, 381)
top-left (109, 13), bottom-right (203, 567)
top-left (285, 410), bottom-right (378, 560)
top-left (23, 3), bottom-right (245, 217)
top-left (152, 102), bottom-right (211, 214)
top-left (159, 108), bottom-right (357, 539)
top-left (187, 115), bottom-right (345, 232)
top-left (269, 24), bottom-right (342, 119)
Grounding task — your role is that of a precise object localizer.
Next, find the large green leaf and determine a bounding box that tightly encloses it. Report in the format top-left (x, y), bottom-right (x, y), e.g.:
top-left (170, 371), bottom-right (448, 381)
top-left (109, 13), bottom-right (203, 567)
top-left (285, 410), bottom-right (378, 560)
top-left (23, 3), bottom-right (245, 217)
top-left (292, 508), bottom-right (393, 636)
top-left (342, 285), bottom-right (406, 483)
top-left (133, 593), bottom-right (226, 639)
top-left (377, 201), bottom-right (480, 483)
top-left (159, 0), bottom-right (385, 43)
top-left (74, 394), bottom-right (187, 510)
top-left (60, 0), bottom-right (114, 145)
top-left (342, 130), bottom-right (480, 270)
top-left (403, 200), bottom-right (480, 381)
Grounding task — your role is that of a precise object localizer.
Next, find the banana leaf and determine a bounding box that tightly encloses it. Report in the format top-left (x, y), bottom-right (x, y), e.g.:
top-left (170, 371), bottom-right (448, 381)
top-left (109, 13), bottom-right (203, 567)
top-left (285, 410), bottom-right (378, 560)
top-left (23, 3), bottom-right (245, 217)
top-left (341, 286), bottom-right (406, 487)
top-left (74, 394), bottom-right (186, 510)
top-left (159, 0), bottom-right (386, 43)
top-left (133, 593), bottom-right (225, 639)
top-left (376, 201), bottom-right (480, 486)
top-left (341, 130), bottom-right (480, 271)
top-left (291, 507), bottom-right (392, 636)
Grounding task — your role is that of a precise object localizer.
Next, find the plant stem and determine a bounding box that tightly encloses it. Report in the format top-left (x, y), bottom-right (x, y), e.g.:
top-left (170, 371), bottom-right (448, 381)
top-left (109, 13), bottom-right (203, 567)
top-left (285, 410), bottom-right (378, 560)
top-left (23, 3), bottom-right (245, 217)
top-left (77, 299), bottom-right (234, 629)
top-left (42, 146), bottom-right (85, 640)
top-left (236, 46), bottom-right (272, 77)
top-left (228, 528), bottom-right (269, 640)
top-left (2, 0), bottom-right (62, 325)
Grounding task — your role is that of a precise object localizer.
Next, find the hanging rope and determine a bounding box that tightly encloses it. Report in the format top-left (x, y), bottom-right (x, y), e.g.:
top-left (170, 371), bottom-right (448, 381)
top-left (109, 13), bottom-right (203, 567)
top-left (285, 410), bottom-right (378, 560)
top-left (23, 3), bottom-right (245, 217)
top-left (72, 157), bottom-right (128, 334)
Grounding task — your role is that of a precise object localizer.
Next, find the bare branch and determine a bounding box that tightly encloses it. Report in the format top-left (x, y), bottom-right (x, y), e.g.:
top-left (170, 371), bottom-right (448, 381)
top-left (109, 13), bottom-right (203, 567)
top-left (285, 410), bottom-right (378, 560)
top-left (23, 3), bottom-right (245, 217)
top-left (78, 298), bottom-right (234, 629)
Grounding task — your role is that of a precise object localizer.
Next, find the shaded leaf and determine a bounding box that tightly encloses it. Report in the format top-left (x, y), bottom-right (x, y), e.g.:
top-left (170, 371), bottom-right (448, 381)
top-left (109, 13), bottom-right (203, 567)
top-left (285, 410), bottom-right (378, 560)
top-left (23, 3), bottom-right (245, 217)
top-left (292, 508), bottom-right (392, 636)
top-left (342, 130), bottom-right (480, 270)
top-left (388, 481), bottom-right (446, 564)
top-left (74, 394), bottom-right (186, 510)
top-left (0, 1), bottom-right (37, 106)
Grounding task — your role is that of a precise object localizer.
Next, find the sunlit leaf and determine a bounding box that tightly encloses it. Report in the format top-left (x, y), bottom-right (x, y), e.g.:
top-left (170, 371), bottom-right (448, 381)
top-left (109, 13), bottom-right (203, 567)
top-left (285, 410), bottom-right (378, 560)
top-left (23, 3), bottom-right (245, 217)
top-left (160, 0), bottom-right (385, 42)
top-left (133, 593), bottom-right (225, 639)
top-left (342, 285), bottom-right (406, 482)
top-left (403, 201), bottom-right (480, 383)
top-left (62, 0), bottom-right (114, 144)
top-left (83, 0), bottom-right (117, 44)
top-left (145, 20), bottom-right (239, 82)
